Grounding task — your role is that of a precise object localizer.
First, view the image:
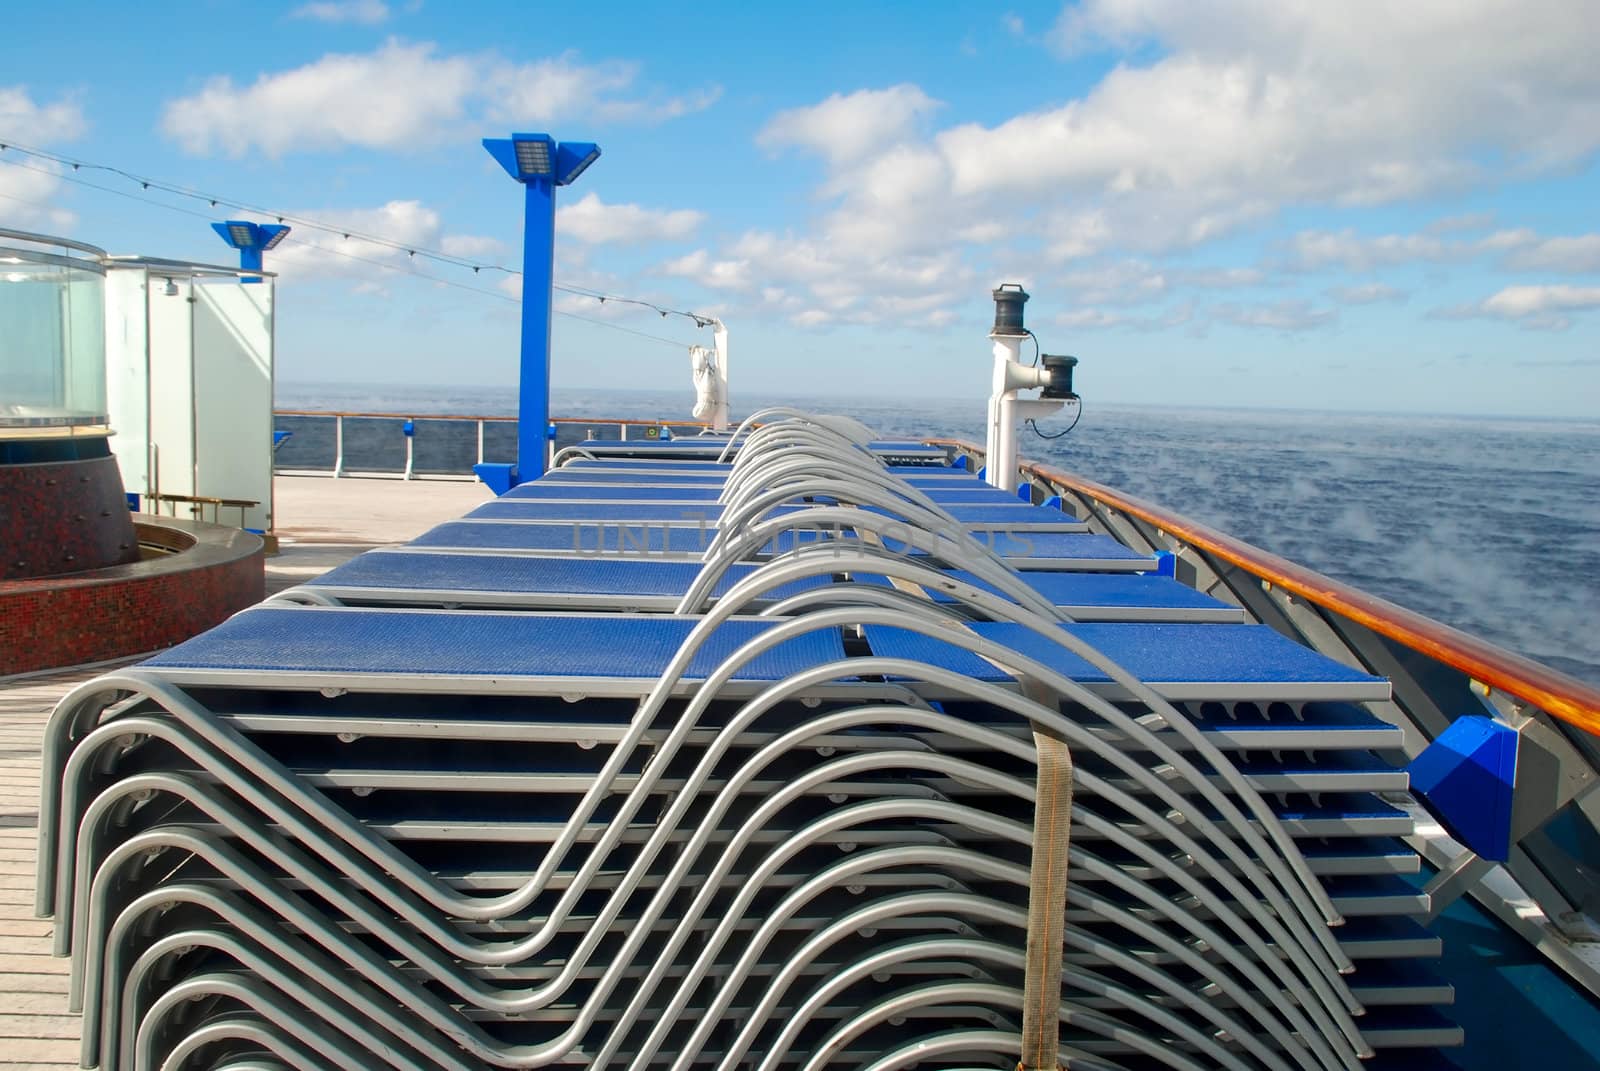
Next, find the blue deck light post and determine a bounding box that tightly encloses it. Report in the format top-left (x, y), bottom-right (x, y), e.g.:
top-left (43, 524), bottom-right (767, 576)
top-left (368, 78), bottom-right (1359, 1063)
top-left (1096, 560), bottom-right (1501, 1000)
top-left (210, 220), bottom-right (290, 283)
top-left (482, 133), bottom-right (600, 482)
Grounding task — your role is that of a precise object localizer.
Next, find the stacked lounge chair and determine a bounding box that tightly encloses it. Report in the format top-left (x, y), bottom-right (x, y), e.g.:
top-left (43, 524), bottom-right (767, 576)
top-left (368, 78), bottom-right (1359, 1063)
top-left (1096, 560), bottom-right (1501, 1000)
top-left (38, 412), bottom-right (1457, 1070)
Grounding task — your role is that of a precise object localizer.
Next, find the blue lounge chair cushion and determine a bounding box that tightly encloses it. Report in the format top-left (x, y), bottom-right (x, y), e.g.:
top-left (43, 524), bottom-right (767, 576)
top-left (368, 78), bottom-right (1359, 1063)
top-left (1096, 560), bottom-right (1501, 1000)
top-left (852, 570), bottom-right (1235, 613)
top-left (146, 607), bottom-right (846, 681)
top-left (863, 621), bottom-right (1385, 688)
top-left (312, 552), bottom-right (830, 600)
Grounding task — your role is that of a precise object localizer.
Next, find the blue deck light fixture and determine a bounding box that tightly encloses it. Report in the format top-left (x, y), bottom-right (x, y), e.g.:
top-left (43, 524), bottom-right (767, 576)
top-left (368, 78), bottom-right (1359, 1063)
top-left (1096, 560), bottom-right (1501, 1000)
top-left (211, 220), bottom-right (290, 283)
top-left (482, 132), bottom-right (601, 482)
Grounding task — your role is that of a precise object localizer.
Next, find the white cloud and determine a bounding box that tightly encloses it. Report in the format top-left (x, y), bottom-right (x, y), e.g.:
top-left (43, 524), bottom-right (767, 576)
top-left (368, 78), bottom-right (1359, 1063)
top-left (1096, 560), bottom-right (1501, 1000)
top-left (733, 230), bottom-right (976, 327)
top-left (659, 249), bottom-right (753, 291)
top-left (1044, 1), bottom-right (1600, 186)
top-left (483, 57), bottom-right (634, 122)
top-left (1502, 234), bottom-right (1600, 273)
top-left (1286, 225), bottom-right (1600, 277)
top-left (1441, 284), bottom-right (1600, 330)
top-left (1057, 308), bottom-right (1127, 329)
top-left (1059, 261), bottom-right (1169, 306)
top-left (1287, 229), bottom-right (1450, 271)
top-left (752, 1), bottom-right (1600, 273)
top-left (1179, 266), bottom-right (1265, 289)
top-left (593, 86), bottom-right (724, 124)
top-left (557, 193), bottom-right (704, 245)
top-left (162, 41), bottom-right (473, 156)
top-left (438, 234), bottom-right (504, 259)
top-left (161, 42), bottom-right (717, 157)
top-left (1055, 260), bottom-right (1266, 307)
top-left (1214, 298), bottom-right (1337, 331)
top-left (0, 158), bottom-right (77, 228)
top-left (1483, 285), bottom-right (1600, 317)
top-left (290, 0), bottom-right (390, 24)
top-left (258, 199), bottom-right (498, 286)
top-left (0, 86), bottom-right (87, 227)
top-left (757, 85), bottom-right (941, 167)
top-left (1044, 210), bottom-right (1113, 261)
top-left (664, 2), bottom-right (1600, 333)
top-left (1476, 228), bottom-right (1538, 252)
top-left (1426, 212), bottom-right (1496, 235)
top-left (1054, 301), bottom-right (1195, 331)
top-left (1002, 13), bottom-right (1025, 36)
top-left (0, 85), bottom-right (87, 143)
top-left (656, 229), bottom-right (976, 328)
top-left (1327, 282), bottom-right (1408, 304)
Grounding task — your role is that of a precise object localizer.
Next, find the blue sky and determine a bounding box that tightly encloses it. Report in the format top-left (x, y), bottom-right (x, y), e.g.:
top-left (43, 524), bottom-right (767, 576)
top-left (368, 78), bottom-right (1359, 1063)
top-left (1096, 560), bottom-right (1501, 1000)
top-left (3, 0), bottom-right (1597, 417)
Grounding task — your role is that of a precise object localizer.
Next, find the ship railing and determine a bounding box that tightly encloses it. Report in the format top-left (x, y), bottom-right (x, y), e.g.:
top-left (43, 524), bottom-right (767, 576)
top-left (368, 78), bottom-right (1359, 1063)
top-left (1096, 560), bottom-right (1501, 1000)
top-left (930, 435), bottom-right (1600, 998)
top-left (271, 409), bottom-right (715, 480)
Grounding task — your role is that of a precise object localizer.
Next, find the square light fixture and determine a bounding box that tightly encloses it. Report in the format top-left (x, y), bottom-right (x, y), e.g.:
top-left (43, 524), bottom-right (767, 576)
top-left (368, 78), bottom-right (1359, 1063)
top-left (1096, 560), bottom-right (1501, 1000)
top-left (513, 135), bottom-right (554, 177)
top-left (554, 142), bottom-right (600, 186)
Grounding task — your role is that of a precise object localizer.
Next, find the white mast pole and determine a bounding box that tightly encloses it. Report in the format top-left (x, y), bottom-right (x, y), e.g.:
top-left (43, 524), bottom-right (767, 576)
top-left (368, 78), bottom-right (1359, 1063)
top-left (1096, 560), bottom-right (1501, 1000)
top-left (712, 318), bottom-right (729, 432)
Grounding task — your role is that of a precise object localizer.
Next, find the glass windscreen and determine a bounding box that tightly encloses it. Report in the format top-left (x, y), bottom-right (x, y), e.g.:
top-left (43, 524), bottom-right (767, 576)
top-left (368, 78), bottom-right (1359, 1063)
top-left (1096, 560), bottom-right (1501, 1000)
top-left (0, 236), bottom-right (106, 429)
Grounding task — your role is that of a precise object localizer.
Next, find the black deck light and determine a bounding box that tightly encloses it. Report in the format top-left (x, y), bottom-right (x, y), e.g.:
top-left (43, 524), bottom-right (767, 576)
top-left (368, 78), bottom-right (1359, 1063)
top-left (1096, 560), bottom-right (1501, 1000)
top-left (991, 283), bottom-right (1029, 336)
top-left (1040, 354), bottom-right (1079, 399)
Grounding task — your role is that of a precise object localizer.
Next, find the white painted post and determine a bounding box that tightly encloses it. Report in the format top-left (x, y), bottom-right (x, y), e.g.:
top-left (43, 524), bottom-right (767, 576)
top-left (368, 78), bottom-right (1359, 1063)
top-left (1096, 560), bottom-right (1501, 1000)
top-left (987, 335), bottom-right (1023, 491)
top-left (986, 333), bottom-right (1061, 492)
top-left (712, 318), bottom-right (730, 432)
top-left (333, 415), bottom-right (345, 478)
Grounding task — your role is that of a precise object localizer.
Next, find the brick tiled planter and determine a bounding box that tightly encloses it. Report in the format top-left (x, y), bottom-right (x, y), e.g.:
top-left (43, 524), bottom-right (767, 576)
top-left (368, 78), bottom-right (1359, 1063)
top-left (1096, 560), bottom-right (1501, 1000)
top-left (0, 453), bottom-right (141, 580)
top-left (0, 517), bottom-right (264, 676)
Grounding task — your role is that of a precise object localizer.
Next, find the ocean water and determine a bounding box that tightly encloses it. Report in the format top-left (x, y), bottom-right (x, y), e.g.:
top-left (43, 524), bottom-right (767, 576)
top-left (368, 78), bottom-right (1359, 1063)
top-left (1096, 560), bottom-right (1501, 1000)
top-left (276, 382), bottom-right (1600, 689)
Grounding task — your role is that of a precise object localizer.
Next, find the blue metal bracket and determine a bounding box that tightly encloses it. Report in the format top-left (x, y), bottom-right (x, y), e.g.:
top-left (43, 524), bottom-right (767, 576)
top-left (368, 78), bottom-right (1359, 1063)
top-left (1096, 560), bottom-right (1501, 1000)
top-left (1408, 715), bottom-right (1519, 862)
top-left (473, 462), bottom-right (518, 496)
top-left (1151, 551), bottom-right (1177, 578)
top-left (1017, 481), bottom-right (1032, 501)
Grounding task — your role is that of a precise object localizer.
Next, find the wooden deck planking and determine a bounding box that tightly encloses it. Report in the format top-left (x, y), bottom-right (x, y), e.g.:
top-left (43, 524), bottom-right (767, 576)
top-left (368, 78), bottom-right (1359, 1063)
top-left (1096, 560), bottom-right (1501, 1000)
top-left (0, 663), bottom-right (112, 1069)
top-left (0, 476), bottom-right (404, 1068)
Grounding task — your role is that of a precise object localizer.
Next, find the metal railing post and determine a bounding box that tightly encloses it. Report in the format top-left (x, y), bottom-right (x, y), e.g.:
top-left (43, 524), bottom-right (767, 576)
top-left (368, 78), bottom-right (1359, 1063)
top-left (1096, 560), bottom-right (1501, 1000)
top-left (476, 420), bottom-right (485, 466)
top-left (333, 415), bottom-right (345, 478)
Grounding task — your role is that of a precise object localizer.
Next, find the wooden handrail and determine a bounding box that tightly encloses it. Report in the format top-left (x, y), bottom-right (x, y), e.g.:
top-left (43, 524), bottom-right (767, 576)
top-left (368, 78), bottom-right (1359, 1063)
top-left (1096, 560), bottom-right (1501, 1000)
top-left (273, 409), bottom-right (711, 428)
top-left (928, 437), bottom-right (1600, 738)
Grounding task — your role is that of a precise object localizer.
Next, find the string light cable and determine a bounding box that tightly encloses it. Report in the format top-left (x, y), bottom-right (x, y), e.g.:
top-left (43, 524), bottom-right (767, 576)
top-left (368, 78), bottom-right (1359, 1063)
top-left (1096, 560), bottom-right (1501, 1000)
top-left (264, 235), bottom-right (693, 349)
top-left (0, 138), bottom-right (714, 337)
